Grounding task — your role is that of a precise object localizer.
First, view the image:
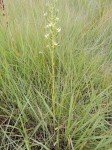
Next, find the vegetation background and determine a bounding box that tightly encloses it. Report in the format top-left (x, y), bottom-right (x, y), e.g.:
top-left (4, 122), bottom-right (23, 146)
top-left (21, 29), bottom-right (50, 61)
top-left (0, 0), bottom-right (112, 149)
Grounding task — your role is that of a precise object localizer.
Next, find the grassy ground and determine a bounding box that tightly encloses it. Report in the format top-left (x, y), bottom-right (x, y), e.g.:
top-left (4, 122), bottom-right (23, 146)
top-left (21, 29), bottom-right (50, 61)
top-left (0, 0), bottom-right (112, 149)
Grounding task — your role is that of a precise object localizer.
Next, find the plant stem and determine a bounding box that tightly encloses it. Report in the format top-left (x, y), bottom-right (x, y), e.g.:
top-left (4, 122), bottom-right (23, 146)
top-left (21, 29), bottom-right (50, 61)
top-left (51, 46), bottom-right (55, 116)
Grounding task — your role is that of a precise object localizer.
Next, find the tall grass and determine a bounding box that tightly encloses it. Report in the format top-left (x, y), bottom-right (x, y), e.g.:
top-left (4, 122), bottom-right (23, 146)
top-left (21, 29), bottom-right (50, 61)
top-left (0, 0), bottom-right (112, 149)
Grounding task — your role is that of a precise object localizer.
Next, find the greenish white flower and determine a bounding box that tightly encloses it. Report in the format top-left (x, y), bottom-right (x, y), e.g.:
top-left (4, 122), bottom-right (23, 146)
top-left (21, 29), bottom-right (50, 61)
top-left (45, 33), bottom-right (49, 39)
top-left (44, 12), bottom-right (47, 16)
top-left (46, 45), bottom-right (50, 48)
top-left (46, 25), bottom-right (49, 28)
top-left (39, 51), bottom-right (43, 54)
top-left (49, 22), bottom-right (54, 27)
top-left (56, 17), bottom-right (59, 21)
top-left (53, 41), bottom-right (58, 46)
top-left (57, 27), bottom-right (61, 32)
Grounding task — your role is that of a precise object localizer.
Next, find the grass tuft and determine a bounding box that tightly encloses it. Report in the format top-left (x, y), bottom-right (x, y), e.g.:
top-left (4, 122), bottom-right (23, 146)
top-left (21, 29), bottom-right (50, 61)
top-left (0, 0), bottom-right (112, 149)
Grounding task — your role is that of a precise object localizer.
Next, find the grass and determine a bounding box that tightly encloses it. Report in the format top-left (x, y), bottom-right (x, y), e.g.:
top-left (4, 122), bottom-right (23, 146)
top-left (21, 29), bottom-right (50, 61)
top-left (0, 0), bottom-right (112, 149)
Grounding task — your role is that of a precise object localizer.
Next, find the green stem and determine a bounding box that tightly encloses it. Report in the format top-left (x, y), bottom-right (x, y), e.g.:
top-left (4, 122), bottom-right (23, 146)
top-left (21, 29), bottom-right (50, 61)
top-left (51, 46), bottom-right (55, 116)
